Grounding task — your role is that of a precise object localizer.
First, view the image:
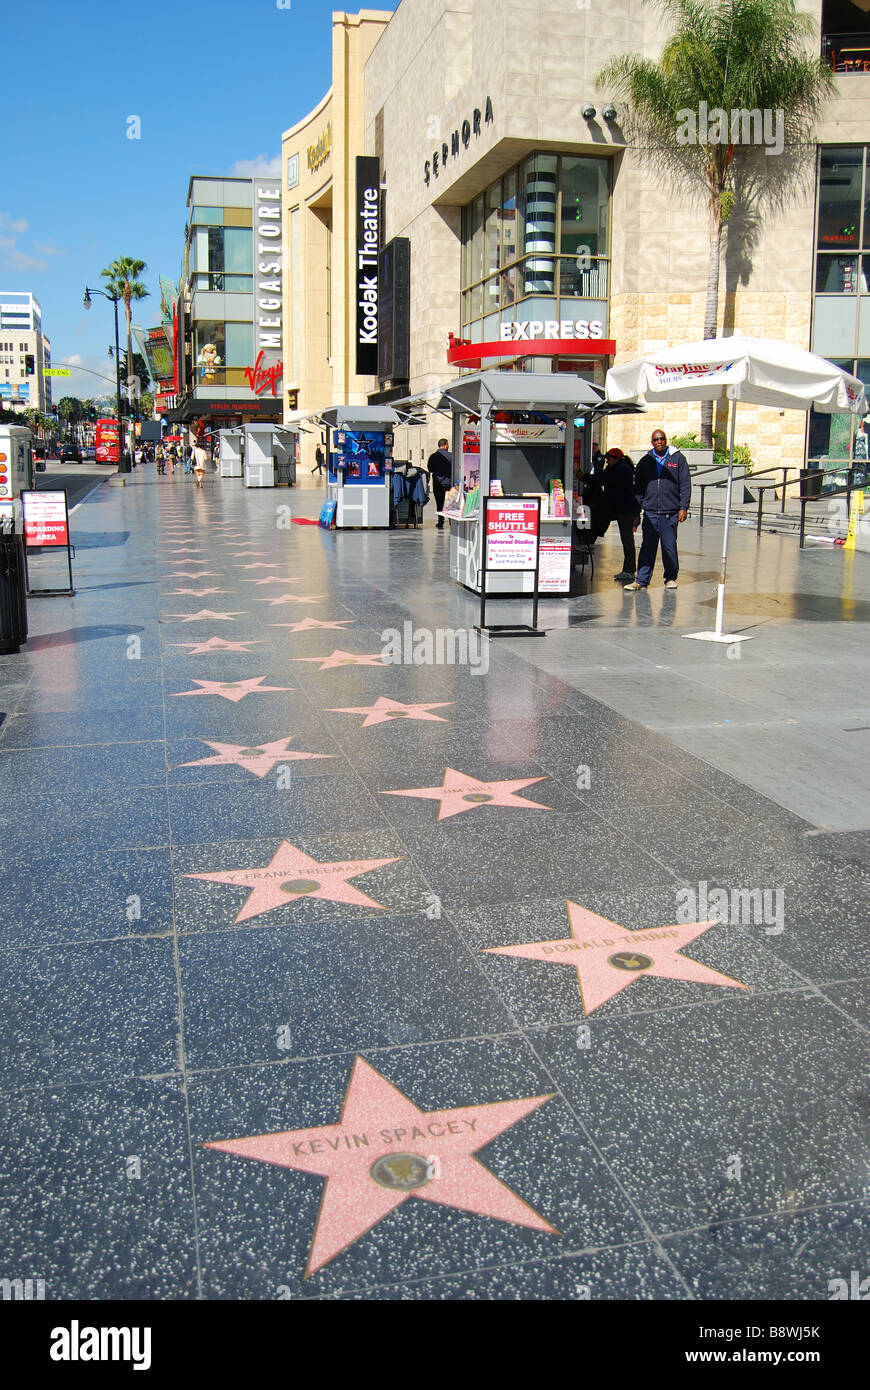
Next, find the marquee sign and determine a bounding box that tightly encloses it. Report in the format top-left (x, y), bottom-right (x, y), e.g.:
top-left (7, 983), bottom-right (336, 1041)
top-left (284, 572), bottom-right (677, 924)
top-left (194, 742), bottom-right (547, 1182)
top-left (355, 156), bottom-right (381, 376)
top-left (254, 180), bottom-right (283, 357)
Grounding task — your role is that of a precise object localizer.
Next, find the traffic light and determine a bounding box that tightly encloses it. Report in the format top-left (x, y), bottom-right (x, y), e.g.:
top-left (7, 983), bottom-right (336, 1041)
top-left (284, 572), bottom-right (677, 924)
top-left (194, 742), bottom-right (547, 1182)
top-left (24, 353), bottom-right (35, 375)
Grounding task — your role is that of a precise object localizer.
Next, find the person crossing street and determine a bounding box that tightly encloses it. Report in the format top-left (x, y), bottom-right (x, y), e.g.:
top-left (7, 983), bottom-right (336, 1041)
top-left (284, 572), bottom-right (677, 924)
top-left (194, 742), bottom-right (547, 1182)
top-left (624, 430), bottom-right (691, 591)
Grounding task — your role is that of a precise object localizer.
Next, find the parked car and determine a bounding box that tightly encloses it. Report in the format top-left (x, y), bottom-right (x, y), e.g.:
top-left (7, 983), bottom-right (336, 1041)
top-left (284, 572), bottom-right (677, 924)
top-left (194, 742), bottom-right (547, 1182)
top-left (60, 445), bottom-right (83, 464)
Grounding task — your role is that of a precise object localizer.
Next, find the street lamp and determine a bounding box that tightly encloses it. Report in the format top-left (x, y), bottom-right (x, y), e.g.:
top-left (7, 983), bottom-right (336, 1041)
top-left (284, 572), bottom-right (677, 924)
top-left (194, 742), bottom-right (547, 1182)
top-left (84, 285), bottom-right (130, 473)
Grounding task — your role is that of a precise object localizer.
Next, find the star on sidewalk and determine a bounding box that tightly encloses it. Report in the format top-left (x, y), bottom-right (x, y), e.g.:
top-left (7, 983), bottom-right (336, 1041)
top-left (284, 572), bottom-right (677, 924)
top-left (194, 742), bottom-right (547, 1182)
top-left (234, 563), bottom-right (283, 570)
top-left (328, 696), bottom-right (454, 727)
top-left (381, 767), bottom-right (551, 820)
top-left (164, 588), bottom-right (228, 597)
top-left (177, 736), bottom-right (333, 779)
top-left (230, 550), bottom-right (267, 557)
top-left (295, 649), bottom-right (387, 670)
top-left (204, 1055), bottom-right (556, 1277)
top-left (163, 571), bottom-right (219, 580)
top-left (259, 594), bottom-right (324, 605)
top-left (167, 636), bottom-right (264, 654)
top-left (245, 576), bottom-right (302, 585)
top-left (162, 609), bottom-right (245, 623)
top-left (272, 618), bottom-right (355, 633)
top-left (170, 676), bottom-right (295, 702)
top-left (185, 840), bottom-right (400, 922)
top-left (484, 902), bottom-right (750, 1015)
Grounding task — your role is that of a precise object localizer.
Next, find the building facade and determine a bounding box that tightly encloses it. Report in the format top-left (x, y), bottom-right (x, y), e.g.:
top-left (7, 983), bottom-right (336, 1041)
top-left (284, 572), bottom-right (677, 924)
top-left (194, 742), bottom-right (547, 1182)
top-left (0, 292), bottom-right (51, 414)
top-left (280, 10), bottom-right (391, 463)
top-left (275, 0), bottom-right (870, 474)
top-left (176, 177), bottom-right (285, 434)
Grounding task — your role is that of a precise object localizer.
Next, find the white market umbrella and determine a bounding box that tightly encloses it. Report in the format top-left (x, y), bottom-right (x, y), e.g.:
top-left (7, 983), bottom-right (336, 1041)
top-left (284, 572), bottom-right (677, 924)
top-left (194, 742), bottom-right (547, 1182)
top-left (605, 336), bottom-right (866, 642)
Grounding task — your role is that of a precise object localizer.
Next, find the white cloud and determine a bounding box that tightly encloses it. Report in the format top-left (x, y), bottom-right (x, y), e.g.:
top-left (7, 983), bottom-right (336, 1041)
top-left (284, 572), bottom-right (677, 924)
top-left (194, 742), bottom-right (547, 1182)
top-left (34, 242), bottom-right (61, 257)
top-left (0, 212), bottom-right (28, 234)
top-left (226, 153), bottom-right (281, 177)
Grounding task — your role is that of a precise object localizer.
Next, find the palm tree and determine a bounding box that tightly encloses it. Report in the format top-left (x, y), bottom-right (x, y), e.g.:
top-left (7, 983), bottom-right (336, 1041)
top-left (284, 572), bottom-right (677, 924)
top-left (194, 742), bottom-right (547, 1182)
top-left (597, 0), bottom-right (835, 444)
top-left (100, 257), bottom-right (148, 440)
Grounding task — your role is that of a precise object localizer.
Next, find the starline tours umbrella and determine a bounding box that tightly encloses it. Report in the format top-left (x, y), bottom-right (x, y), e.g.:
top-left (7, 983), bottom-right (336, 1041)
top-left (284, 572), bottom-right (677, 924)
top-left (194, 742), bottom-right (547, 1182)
top-left (605, 335), bottom-right (866, 642)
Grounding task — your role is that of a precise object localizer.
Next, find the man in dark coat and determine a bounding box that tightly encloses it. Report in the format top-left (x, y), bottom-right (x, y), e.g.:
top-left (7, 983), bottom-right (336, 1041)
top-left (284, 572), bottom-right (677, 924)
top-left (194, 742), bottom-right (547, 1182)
top-left (599, 448), bottom-right (641, 581)
top-left (625, 429), bottom-right (691, 590)
top-left (427, 438), bottom-right (452, 529)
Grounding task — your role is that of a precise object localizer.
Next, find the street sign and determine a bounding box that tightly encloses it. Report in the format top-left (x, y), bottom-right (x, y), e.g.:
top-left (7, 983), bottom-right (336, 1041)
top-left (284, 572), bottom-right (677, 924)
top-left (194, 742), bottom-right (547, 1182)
top-left (43, 367), bottom-right (71, 377)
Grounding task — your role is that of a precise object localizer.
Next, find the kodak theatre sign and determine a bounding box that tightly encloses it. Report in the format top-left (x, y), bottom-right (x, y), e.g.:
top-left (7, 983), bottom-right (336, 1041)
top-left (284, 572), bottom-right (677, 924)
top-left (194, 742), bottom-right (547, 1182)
top-left (355, 156), bottom-right (380, 376)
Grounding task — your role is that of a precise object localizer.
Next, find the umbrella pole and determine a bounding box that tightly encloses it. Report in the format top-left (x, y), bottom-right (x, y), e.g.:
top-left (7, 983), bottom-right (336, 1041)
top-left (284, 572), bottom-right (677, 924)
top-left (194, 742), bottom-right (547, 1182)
top-left (715, 402), bottom-right (737, 638)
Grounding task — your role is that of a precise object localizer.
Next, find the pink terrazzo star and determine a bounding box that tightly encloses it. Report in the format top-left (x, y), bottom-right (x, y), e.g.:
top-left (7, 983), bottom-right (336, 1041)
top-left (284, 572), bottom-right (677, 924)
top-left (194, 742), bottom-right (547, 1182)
top-left (230, 550), bottom-right (267, 557)
top-left (163, 571), bottom-right (219, 580)
top-left (170, 676), bottom-right (295, 702)
top-left (234, 563), bottom-right (284, 570)
top-left (245, 576), bottom-right (302, 585)
top-left (162, 609), bottom-right (245, 623)
top-left (204, 1055), bottom-right (556, 1277)
top-left (381, 767), bottom-right (551, 820)
top-left (177, 735), bottom-right (333, 779)
top-left (259, 594), bottom-right (324, 605)
top-left (164, 588), bottom-right (228, 597)
top-left (167, 637), bottom-right (264, 654)
top-left (272, 618), bottom-right (355, 633)
top-left (185, 840), bottom-right (400, 922)
top-left (328, 697), bottom-right (454, 727)
top-left (295, 649), bottom-right (387, 670)
top-left (484, 902), bottom-right (750, 1015)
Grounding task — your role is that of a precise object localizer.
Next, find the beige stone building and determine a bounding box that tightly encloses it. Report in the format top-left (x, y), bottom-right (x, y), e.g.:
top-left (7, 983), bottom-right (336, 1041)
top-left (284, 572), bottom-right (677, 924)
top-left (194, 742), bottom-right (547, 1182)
top-left (282, 0), bottom-right (870, 474)
top-left (281, 11), bottom-right (392, 465)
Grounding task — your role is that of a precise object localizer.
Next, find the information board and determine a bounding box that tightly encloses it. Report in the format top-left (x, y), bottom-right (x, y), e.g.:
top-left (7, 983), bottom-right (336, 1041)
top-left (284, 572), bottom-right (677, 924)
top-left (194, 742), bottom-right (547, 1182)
top-left (538, 537), bottom-right (572, 593)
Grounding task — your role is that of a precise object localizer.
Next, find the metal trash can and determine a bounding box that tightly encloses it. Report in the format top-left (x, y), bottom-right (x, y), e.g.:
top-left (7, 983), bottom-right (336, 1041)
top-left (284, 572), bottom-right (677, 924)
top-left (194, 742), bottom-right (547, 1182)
top-left (0, 517), bottom-right (28, 654)
top-left (799, 468), bottom-right (823, 500)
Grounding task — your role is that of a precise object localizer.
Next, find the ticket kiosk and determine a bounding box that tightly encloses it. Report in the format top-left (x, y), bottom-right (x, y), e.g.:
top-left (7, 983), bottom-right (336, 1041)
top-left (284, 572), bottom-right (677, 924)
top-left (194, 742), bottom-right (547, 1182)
top-left (243, 425), bottom-right (298, 488)
top-left (218, 428), bottom-right (243, 478)
top-left (320, 406), bottom-right (400, 528)
top-left (435, 373), bottom-right (607, 597)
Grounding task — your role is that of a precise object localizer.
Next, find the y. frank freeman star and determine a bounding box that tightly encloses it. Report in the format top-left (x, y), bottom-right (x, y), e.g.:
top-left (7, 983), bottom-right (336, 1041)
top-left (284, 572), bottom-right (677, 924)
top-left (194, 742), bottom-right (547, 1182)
top-left (185, 841), bottom-right (400, 921)
top-left (170, 676), bottom-right (295, 702)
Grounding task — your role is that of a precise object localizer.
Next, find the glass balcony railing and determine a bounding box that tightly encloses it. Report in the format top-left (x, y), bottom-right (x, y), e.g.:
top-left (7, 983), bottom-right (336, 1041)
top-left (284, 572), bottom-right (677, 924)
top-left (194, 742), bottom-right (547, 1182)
top-left (822, 33), bottom-right (870, 72)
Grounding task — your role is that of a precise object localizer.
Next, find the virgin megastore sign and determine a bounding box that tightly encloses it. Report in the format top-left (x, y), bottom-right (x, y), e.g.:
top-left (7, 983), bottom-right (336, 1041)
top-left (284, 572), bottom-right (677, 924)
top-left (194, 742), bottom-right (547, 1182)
top-left (254, 179), bottom-right (283, 376)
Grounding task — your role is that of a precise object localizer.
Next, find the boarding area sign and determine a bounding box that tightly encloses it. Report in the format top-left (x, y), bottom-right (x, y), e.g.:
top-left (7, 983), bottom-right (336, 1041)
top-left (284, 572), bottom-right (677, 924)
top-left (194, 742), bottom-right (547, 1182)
top-left (21, 488), bottom-right (74, 595)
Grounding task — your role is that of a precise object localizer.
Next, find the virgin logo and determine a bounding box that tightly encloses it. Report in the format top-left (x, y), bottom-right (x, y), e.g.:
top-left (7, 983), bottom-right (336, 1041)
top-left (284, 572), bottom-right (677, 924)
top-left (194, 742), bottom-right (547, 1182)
top-left (244, 351), bottom-right (283, 396)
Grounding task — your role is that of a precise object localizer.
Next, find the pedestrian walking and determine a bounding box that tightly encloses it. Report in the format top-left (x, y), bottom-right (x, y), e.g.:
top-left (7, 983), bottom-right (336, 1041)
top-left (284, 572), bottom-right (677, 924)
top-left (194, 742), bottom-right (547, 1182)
top-left (193, 443), bottom-right (208, 488)
top-left (599, 448), bottom-right (641, 581)
top-left (155, 444), bottom-right (165, 475)
top-left (427, 438), bottom-right (452, 529)
top-left (312, 444), bottom-right (325, 475)
top-left (183, 444), bottom-right (193, 476)
top-left (624, 430), bottom-right (691, 591)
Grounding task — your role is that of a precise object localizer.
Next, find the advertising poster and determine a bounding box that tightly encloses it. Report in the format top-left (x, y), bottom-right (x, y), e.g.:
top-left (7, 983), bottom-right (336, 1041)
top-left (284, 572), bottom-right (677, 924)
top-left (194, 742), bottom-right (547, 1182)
top-left (462, 427), bottom-right (480, 488)
top-left (539, 537), bottom-right (572, 593)
top-left (22, 490), bottom-right (69, 548)
top-left (485, 497), bottom-right (539, 571)
top-left (331, 430), bottom-right (386, 486)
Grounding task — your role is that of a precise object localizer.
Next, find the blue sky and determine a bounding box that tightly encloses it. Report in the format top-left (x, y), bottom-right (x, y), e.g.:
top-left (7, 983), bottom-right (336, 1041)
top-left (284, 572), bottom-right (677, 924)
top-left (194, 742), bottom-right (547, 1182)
top-left (1, 0), bottom-right (392, 402)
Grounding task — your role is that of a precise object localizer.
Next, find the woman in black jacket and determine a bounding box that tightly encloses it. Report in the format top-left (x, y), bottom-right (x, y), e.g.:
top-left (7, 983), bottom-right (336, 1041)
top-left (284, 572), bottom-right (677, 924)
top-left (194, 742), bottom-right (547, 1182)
top-left (600, 448), bottom-right (641, 581)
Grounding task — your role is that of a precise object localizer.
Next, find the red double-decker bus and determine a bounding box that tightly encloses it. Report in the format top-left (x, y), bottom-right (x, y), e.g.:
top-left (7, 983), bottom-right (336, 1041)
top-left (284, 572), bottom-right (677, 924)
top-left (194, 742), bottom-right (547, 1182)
top-left (95, 418), bottom-right (120, 464)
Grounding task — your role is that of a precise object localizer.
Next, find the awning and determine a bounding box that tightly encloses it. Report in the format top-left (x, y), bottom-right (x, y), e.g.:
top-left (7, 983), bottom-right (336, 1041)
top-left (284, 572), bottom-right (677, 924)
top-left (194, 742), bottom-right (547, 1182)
top-left (435, 371), bottom-right (604, 414)
top-left (319, 405), bottom-right (403, 428)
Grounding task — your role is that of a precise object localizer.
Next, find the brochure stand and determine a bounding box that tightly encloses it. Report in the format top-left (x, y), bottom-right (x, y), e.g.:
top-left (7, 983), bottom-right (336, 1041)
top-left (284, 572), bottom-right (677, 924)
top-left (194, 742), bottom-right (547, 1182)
top-left (477, 495), bottom-right (544, 637)
top-left (320, 405), bottom-right (401, 529)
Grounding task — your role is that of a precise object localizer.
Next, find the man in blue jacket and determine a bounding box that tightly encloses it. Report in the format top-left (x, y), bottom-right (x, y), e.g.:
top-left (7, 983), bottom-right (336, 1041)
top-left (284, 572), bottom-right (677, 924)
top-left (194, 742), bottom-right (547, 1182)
top-left (624, 429), bottom-right (691, 590)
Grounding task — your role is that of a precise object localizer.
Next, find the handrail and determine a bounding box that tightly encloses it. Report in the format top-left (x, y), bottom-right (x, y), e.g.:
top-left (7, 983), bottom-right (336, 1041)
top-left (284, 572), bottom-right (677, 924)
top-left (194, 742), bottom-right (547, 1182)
top-left (799, 468), bottom-right (864, 547)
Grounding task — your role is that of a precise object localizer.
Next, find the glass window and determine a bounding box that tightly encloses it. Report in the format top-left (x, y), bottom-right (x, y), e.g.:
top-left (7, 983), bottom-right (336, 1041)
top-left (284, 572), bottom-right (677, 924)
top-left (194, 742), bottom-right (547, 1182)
top-left (194, 323), bottom-right (226, 380)
top-left (484, 182), bottom-right (502, 280)
top-left (208, 227), bottom-right (224, 272)
top-left (223, 275), bottom-right (253, 294)
top-left (521, 155), bottom-right (558, 294)
top-left (224, 227), bottom-right (253, 274)
top-left (225, 321), bottom-right (254, 367)
top-left (191, 206), bottom-right (223, 225)
top-left (503, 171), bottom-right (518, 266)
top-left (817, 148), bottom-right (862, 249)
top-left (816, 255), bottom-right (860, 293)
top-left (469, 195), bottom-right (485, 285)
top-left (560, 155), bottom-right (608, 258)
